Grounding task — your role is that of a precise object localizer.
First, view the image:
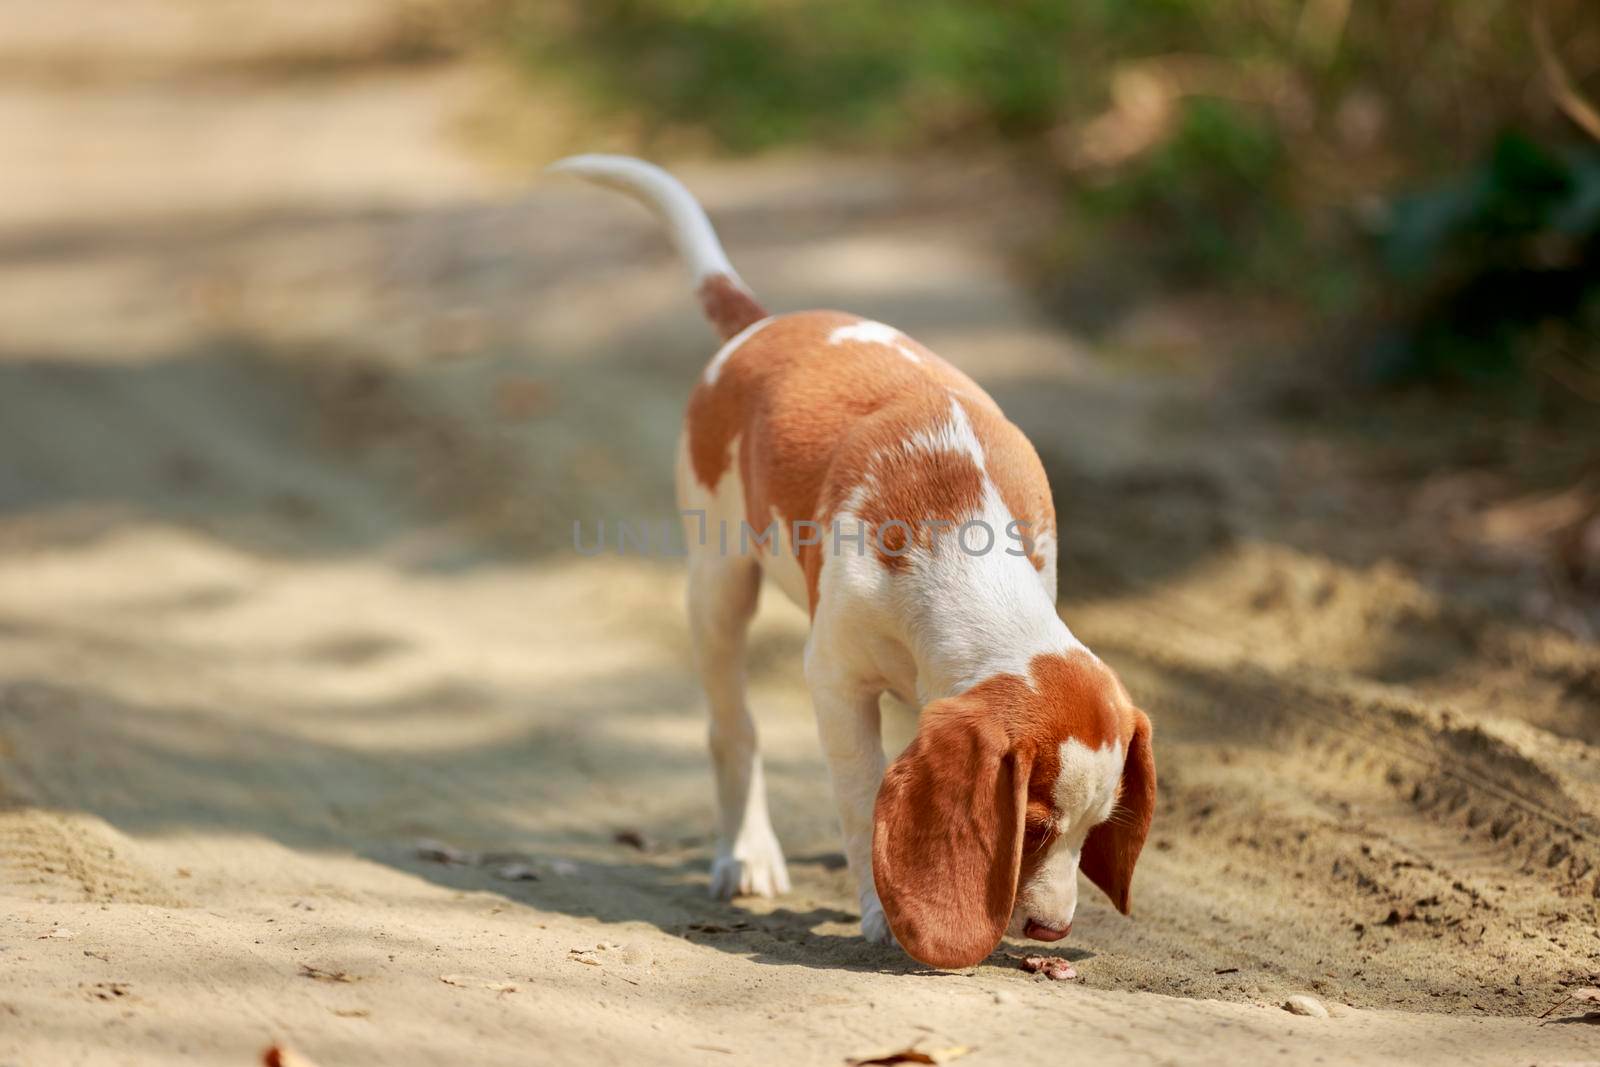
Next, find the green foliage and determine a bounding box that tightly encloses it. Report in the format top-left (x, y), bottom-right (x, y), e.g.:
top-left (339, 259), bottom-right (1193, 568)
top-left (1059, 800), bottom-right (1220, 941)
top-left (528, 2), bottom-right (901, 150)
top-left (1375, 135), bottom-right (1600, 384)
top-left (511, 0), bottom-right (1223, 152)
top-left (1077, 99), bottom-right (1298, 285)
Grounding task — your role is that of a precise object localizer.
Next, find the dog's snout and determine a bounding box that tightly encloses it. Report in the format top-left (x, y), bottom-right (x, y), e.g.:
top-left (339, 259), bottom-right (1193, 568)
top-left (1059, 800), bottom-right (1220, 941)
top-left (1024, 919), bottom-right (1071, 942)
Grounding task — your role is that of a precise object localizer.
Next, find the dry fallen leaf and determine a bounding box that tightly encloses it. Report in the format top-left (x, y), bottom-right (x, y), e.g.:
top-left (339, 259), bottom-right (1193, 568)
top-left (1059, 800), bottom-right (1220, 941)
top-left (1019, 955), bottom-right (1077, 981)
top-left (299, 964), bottom-right (359, 984)
top-left (262, 1046), bottom-right (322, 1067)
top-left (847, 1044), bottom-right (972, 1066)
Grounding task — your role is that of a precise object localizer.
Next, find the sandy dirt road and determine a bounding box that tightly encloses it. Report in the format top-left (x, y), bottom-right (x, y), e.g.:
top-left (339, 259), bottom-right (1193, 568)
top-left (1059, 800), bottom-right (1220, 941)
top-left (2, 4), bottom-right (1599, 1064)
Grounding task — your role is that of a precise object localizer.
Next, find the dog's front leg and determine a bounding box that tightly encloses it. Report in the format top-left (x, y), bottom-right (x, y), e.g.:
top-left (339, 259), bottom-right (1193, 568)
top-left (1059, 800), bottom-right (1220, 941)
top-left (806, 659), bottom-right (895, 945)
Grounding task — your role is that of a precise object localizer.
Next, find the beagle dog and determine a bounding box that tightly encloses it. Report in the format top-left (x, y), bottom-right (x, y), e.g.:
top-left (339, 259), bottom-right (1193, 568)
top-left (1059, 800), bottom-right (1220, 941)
top-left (551, 155), bottom-right (1156, 969)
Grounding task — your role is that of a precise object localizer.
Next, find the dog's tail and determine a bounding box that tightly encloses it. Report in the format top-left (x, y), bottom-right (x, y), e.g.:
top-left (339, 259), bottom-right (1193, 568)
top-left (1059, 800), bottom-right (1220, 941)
top-left (547, 154), bottom-right (769, 341)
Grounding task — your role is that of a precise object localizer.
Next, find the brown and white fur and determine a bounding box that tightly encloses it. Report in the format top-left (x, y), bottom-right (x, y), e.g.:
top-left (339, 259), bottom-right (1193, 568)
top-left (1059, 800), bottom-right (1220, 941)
top-left (549, 155), bottom-right (1156, 969)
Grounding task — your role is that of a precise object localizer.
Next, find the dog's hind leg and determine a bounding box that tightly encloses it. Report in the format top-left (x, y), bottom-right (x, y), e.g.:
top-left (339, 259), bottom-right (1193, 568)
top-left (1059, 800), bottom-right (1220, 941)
top-left (686, 551), bottom-right (791, 899)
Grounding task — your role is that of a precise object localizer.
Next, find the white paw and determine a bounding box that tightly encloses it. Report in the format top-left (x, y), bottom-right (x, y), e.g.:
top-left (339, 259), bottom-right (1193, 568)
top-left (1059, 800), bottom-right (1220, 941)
top-left (860, 895), bottom-right (899, 947)
top-left (708, 834), bottom-right (791, 900)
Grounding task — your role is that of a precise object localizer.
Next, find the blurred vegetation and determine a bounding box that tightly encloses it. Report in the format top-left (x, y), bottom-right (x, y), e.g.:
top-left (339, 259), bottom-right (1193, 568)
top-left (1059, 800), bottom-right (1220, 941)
top-left (507, 0), bottom-right (1600, 398)
top-left (1375, 134), bottom-right (1600, 386)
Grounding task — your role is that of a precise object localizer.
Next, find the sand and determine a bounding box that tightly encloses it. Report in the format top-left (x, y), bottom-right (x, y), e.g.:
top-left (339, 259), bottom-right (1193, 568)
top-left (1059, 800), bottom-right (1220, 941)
top-left (2, 4), bottom-right (1598, 1064)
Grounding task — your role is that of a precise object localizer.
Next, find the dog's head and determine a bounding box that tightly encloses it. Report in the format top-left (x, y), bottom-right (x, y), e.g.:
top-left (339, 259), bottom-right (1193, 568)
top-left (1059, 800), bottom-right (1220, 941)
top-left (871, 651), bottom-right (1156, 969)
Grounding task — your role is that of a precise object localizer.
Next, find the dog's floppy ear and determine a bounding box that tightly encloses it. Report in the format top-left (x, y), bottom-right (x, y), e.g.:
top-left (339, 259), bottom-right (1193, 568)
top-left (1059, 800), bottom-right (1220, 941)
top-left (872, 697), bottom-right (1029, 969)
top-left (1080, 707), bottom-right (1155, 914)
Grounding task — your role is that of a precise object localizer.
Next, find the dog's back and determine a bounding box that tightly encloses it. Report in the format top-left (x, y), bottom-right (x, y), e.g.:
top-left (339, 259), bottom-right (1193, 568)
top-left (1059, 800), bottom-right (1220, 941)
top-left (683, 310), bottom-right (1055, 611)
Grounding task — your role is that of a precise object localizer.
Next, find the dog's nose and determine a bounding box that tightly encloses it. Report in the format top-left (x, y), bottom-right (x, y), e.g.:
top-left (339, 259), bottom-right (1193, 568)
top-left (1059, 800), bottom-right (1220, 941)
top-left (1024, 919), bottom-right (1070, 942)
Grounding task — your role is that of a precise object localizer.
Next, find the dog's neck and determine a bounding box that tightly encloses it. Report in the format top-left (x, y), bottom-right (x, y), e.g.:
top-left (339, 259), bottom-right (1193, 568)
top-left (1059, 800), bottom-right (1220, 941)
top-left (901, 542), bottom-right (1079, 703)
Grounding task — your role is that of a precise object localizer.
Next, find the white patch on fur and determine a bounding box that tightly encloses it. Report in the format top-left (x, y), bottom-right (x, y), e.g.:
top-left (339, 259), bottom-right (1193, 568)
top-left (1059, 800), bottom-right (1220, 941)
top-left (1052, 738), bottom-right (1125, 837)
top-left (677, 433), bottom-right (757, 586)
top-left (905, 395), bottom-right (985, 467)
top-left (1011, 739), bottom-right (1124, 932)
top-left (704, 315), bottom-right (776, 385)
top-left (829, 319), bottom-right (922, 365)
top-left (829, 320), bottom-right (901, 347)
